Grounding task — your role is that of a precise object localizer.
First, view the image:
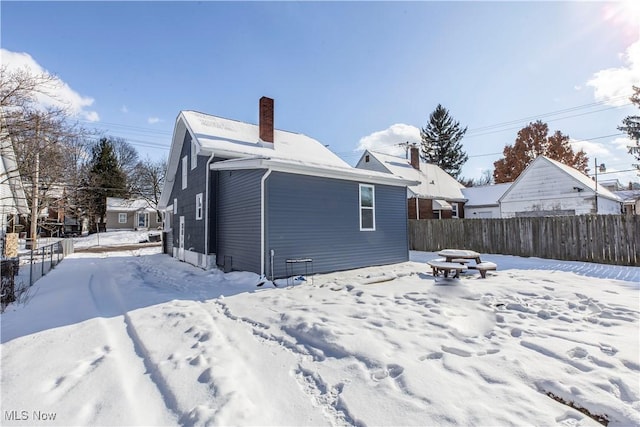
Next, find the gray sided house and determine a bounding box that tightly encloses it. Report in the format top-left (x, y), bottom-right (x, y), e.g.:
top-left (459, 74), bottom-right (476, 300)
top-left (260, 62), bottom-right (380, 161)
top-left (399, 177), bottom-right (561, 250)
top-left (105, 197), bottom-right (163, 231)
top-left (158, 97), bottom-right (415, 279)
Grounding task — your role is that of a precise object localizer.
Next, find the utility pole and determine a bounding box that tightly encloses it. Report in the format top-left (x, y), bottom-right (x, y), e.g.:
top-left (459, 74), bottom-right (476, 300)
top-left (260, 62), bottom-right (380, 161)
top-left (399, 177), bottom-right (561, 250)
top-left (397, 141), bottom-right (415, 159)
top-left (30, 152), bottom-right (39, 250)
top-left (594, 158), bottom-right (606, 215)
top-left (30, 117), bottom-right (40, 250)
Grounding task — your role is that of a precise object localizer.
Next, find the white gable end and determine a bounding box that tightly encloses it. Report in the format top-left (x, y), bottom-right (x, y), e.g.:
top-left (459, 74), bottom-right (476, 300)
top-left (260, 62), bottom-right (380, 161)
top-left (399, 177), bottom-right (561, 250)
top-left (500, 156), bottom-right (622, 217)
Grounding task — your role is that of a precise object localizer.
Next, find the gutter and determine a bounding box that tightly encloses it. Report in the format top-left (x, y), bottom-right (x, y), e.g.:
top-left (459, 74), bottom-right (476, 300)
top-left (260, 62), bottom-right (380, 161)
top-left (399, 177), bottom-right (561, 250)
top-left (204, 153), bottom-right (215, 257)
top-left (260, 169), bottom-right (273, 278)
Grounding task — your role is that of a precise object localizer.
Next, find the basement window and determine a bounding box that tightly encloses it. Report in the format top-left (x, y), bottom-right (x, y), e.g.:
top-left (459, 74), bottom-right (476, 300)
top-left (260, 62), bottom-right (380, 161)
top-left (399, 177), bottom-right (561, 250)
top-left (359, 184), bottom-right (375, 231)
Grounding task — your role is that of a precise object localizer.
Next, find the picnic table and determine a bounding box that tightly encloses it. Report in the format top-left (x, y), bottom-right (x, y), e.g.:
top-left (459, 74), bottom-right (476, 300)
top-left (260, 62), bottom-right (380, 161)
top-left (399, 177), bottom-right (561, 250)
top-left (437, 249), bottom-right (482, 264)
top-left (430, 249), bottom-right (497, 279)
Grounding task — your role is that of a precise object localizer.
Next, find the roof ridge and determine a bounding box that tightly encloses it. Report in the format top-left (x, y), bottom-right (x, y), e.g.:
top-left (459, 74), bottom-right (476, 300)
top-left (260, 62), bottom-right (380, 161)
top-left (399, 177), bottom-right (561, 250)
top-left (181, 110), bottom-right (307, 137)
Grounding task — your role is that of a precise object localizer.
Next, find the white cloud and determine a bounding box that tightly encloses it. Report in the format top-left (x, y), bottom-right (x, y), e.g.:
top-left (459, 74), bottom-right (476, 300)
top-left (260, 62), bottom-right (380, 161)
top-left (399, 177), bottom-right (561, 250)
top-left (356, 123), bottom-right (421, 156)
top-left (611, 136), bottom-right (634, 151)
top-left (570, 139), bottom-right (611, 157)
top-left (586, 39), bottom-right (640, 106)
top-left (0, 49), bottom-right (100, 122)
top-left (147, 117), bottom-right (161, 124)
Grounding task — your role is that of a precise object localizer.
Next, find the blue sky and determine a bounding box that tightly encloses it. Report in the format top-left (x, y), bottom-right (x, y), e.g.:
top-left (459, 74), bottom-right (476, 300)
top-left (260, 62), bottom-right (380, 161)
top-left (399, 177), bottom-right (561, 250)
top-left (2, 1), bottom-right (639, 184)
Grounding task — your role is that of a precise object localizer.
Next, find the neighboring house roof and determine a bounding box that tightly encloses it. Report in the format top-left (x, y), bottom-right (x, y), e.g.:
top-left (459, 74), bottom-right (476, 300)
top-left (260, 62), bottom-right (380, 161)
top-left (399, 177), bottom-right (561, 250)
top-left (106, 197), bottom-right (156, 212)
top-left (499, 156), bottom-right (623, 203)
top-left (358, 150), bottom-right (466, 201)
top-left (0, 135), bottom-right (29, 216)
top-left (160, 111), bottom-right (416, 209)
top-left (615, 189), bottom-right (640, 205)
top-left (462, 183), bottom-right (512, 207)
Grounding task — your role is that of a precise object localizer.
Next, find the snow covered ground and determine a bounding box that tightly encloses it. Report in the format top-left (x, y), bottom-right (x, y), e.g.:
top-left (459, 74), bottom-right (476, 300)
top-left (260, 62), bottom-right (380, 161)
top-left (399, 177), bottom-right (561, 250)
top-left (1, 231), bottom-right (638, 426)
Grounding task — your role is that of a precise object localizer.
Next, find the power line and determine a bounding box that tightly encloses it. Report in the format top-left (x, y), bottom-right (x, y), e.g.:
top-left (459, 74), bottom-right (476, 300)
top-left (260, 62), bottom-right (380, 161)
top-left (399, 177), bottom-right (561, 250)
top-left (466, 94), bottom-right (633, 134)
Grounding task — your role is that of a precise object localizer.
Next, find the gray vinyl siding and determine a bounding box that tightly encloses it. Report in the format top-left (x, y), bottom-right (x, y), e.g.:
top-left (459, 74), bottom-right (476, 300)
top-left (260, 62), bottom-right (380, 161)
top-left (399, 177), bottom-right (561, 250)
top-left (167, 130), bottom-right (209, 254)
top-left (266, 172), bottom-right (408, 278)
top-left (105, 211), bottom-right (134, 230)
top-left (216, 169), bottom-right (265, 273)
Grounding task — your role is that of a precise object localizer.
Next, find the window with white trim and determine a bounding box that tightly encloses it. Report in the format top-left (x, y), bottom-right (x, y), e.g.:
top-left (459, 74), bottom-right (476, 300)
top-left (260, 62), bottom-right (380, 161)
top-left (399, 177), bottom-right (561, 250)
top-left (196, 193), bottom-right (203, 220)
top-left (138, 212), bottom-right (149, 228)
top-left (118, 213), bottom-right (127, 224)
top-left (191, 141), bottom-right (197, 170)
top-left (359, 184), bottom-right (375, 231)
top-left (451, 202), bottom-right (459, 219)
top-left (182, 156), bottom-right (188, 189)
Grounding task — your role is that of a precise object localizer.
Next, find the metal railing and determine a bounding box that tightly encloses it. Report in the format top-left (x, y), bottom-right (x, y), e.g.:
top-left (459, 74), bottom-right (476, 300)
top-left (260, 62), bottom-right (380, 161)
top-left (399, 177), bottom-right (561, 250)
top-left (1, 240), bottom-right (74, 309)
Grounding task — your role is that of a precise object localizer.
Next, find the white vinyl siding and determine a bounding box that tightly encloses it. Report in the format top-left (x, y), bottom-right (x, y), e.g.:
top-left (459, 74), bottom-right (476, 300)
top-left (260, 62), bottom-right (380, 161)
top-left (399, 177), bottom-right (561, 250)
top-left (359, 184), bottom-right (375, 231)
top-left (196, 193), bottom-right (203, 220)
top-left (182, 156), bottom-right (188, 189)
top-left (118, 213), bottom-right (127, 223)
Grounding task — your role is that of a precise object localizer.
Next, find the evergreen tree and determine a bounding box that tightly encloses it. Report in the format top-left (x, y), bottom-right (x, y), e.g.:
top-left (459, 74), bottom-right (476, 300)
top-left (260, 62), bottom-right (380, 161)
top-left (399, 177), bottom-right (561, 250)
top-left (493, 121), bottom-right (588, 184)
top-left (618, 86), bottom-right (640, 172)
top-left (420, 104), bottom-right (468, 179)
top-left (82, 138), bottom-right (128, 230)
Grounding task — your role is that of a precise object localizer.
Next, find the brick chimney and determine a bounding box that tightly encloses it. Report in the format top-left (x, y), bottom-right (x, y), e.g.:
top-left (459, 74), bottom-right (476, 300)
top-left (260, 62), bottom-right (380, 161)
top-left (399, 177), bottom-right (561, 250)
top-left (259, 96), bottom-right (274, 143)
top-left (410, 146), bottom-right (420, 170)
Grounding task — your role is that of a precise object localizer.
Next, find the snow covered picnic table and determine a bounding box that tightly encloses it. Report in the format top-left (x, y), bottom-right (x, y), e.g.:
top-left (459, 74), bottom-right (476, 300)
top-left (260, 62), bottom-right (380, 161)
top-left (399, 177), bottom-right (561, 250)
top-left (427, 260), bottom-right (468, 278)
top-left (432, 249), bottom-right (498, 278)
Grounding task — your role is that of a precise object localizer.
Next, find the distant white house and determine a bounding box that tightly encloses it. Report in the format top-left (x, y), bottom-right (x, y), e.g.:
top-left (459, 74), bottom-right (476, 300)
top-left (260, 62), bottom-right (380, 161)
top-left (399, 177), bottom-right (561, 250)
top-left (355, 147), bottom-right (467, 219)
top-left (462, 183), bottom-right (512, 219)
top-left (105, 197), bottom-right (162, 231)
top-left (0, 136), bottom-right (29, 236)
top-left (499, 156), bottom-right (622, 217)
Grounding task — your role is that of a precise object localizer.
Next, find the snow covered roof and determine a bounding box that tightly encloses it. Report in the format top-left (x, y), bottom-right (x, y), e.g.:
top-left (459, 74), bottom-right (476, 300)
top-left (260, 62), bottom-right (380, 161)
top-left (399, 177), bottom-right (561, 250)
top-left (106, 197), bottom-right (156, 212)
top-left (615, 189), bottom-right (640, 204)
top-left (182, 111), bottom-right (350, 168)
top-left (160, 110), bottom-right (416, 208)
top-left (359, 150), bottom-right (466, 200)
top-left (462, 183), bottom-right (512, 207)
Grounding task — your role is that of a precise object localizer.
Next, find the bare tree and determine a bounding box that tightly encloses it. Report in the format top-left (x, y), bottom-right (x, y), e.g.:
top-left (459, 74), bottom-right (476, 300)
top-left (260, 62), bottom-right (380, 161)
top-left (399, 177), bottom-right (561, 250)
top-left (131, 157), bottom-right (166, 215)
top-left (1, 65), bottom-right (89, 238)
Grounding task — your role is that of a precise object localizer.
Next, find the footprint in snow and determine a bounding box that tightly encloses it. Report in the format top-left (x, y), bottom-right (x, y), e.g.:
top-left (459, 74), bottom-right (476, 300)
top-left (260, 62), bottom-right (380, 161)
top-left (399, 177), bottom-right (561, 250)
top-left (189, 354), bottom-right (206, 366)
top-left (197, 368), bottom-right (212, 383)
top-left (599, 343), bottom-right (618, 356)
top-left (371, 364), bottom-right (405, 381)
top-left (567, 347), bottom-right (588, 359)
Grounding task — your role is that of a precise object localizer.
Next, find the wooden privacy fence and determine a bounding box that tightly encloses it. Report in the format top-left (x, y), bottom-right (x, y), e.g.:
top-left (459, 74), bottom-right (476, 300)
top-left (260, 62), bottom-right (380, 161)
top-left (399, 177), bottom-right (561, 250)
top-left (409, 215), bottom-right (639, 266)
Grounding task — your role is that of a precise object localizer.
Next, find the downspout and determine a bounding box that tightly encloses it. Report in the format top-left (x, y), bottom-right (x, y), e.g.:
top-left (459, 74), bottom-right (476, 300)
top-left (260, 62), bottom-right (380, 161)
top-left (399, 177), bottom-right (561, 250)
top-left (260, 169), bottom-right (273, 278)
top-left (204, 153), bottom-right (215, 263)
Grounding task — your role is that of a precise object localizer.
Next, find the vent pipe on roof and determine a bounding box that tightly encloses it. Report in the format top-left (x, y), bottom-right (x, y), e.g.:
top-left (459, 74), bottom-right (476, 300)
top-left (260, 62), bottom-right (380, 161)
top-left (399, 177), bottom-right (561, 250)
top-left (410, 146), bottom-right (420, 170)
top-left (259, 96), bottom-right (274, 143)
